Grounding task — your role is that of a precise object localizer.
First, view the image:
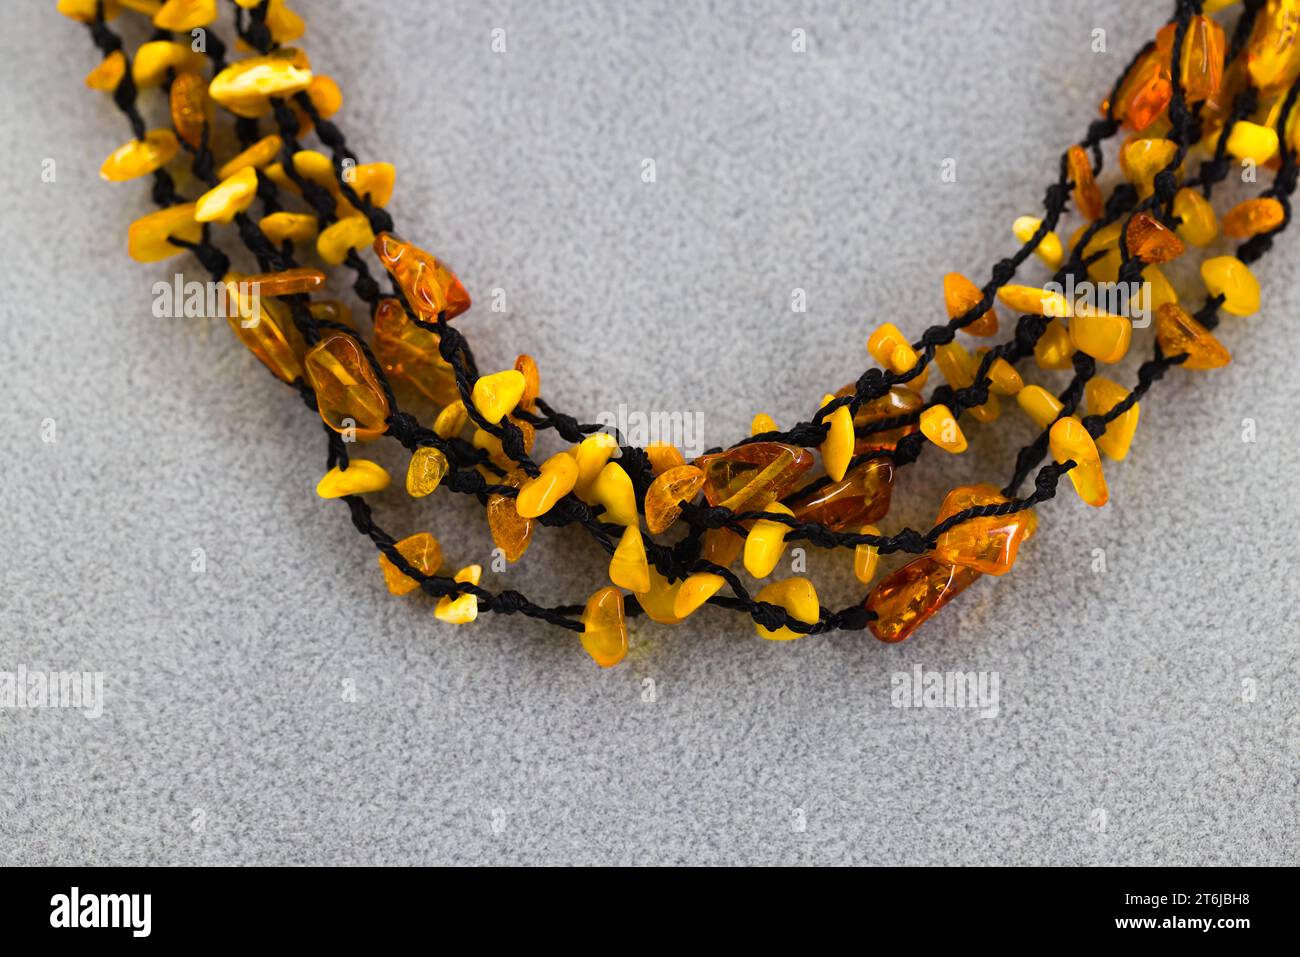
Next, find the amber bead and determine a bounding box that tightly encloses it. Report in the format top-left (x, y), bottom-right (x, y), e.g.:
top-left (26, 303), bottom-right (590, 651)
top-left (1201, 256), bottom-right (1260, 316)
top-left (1016, 384), bottom-right (1064, 430)
top-left (373, 232), bottom-right (471, 321)
top-left (933, 484), bottom-right (1034, 576)
top-left (1113, 48), bottom-right (1171, 131)
top-left (154, 0), bottom-right (217, 30)
top-left (1173, 188), bottom-right (1218, 246)
top-left (1221, 197), bottom-right (1285, 238)
top-left (934, 341), bottom-right (1000, 422)
top-left (645, 443), bottom-right (686, 475)
top-left (372, 297), bottom-right (459, 407)
top-left (1069, 307), bottom-right (1132, 364)
top-left (854, 525), bottom-right (881, 586)
top-left (435, 565), bottom-right (482, 625)
top-left (1085, 377), bottom-right (1140, 461)
top-left (1013, 216), bottom-right (1064, 271)
top-left (836, 383), bottom-right (922, 453)
top-left (634, 566), bottom-right (686, 625)
top-left (316, 460), bottom-right (390, 498)
top-left (474, 418), bottom-right (535, 471)
top-left (378, 532), bottom-right (442, 596)
top-left (581, 587), bottom-right (628, 667)
top-left (609, 526), bottom-right (652, 593)
top-left (514, 354), bottom-right (540, 411)
top-left (700, 528), bottom-right (743, 569)
top-left (751, 412), bottom-right (778, 436)
top-left (317, 216), bottom-right (375, 266)
top-left (866, 557), bottom-right (981, 643)
top-left (1034, 319), bottom-right (1075, 371)
top-left (754, 578), bottom-right (820, 641)
top-left (998, 285), bottom-right (1072, 318)
top-left (101, 130), bottom-right (178, 181)
top-left (975, 349), bottom-right (1024, 396)
top-left (1119, 138), bottom-right (1178, 197)
top-left (406, 446), bottom-right (450, 497)
top-left (224, 277), bottom-right (306, 383)
top-left (790, 458), bottom-right (894, 532)
top-left (1125, 212), bottom-right (1185, 264)
top-left (433, 401), bottom-right (468, 439)
top-left (85, 51), bottom-right (126, 91)
top-left (246, 268), bottom-right (326, 297)
top-left (819, 394), bottom-right (854, 482)
top-left (1246, 0), bottom-right (1300, 93)
top-left (572, 433), bottom-right (619, 501)
top-left (743, 503), bottom-right (794, 579)
top-left (217, 135), bottom-right (282, 181)
top-left (168, 72), bottom-right (211, 149)
top-left (128, 203), bottom-right (201, 262)
top-left (868, 322), bottom-right (925, 384)
top-left (1155, 15), bottom-right (1226, 103)
top-left (944, 272), bottom-right (997, 336)
top-left (516, 453), bottom-right (579, 518)
top-left (1049, 416), bottom-right (1108, 507)
top-left (919, 404), bottom-right (967, 454)
top-left (592, 463), bottom-right (638, 526)
top-left (195, 167), bottom-right (259, 224)
top-left (208, 48), bottom-right (313, 118)
top-left (644, 465), bottom-right (705, 535)
top-left (1067, 144), bottom-right (1103, 220)
top-left (132, 41), bottom-right (204, 87)
top-left (1155, 303), bottom-right (1231, 369)
top-left (696, 442), bottom-right (814, 514)
top-left (488, 469), bottom-right (533, 563)
top-left (304, 333), bottom-right (391, 439)
top-left (673, 573), bottom-right (726, 619)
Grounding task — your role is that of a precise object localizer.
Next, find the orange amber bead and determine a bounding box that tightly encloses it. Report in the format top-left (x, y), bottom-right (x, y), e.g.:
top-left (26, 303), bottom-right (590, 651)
top-left (373, 232), bottom-right (471, 321)
top-left (943, 272), bottom-right (997, 336)
top-left (1113, 48), bottom-right (1172, 131)
top-left (169, 72), bottom-right (211, 149)
top-left (790, 459), bottom-right (895, 532)
top-left (1154, 303), bottom-right (1231, 369)
top-left (487, 470), bottom-right (534, 563)
top-left (377, 532), bottom-right (443, 596)
top-left (225, 280), bottom-right (306, 383)
top-left (1067, 144), bottom-right (1103, 220)
top-left (303, 333), bottom-right (391, 439)
top-left (644, 465), bottom-right (706, 535)
top-left (514, 354), bottom-right (540, 411)
top-left (695, 442), bottom-right (814, 514)
top-left (1156, 15), bottom-right (1226, 104)
top-left (933, 484), bottom-right (1034, 576)
top-left (1126, 212), bottom-right (1185, 263)
top-left (581, 587), bottom-right (628, 667)
top-left (700, 528), bottom-right (743, 569)
top-left (866, 557), bottom-right (982, 643)
top-left (372, 297), bottom-right (459, 406)
top-left (245, 267), bottom-right (326, 297)
top-left (836, 383), bottom-right (923, 453)
top-left (1221, 197), bottom-right (1285, 238)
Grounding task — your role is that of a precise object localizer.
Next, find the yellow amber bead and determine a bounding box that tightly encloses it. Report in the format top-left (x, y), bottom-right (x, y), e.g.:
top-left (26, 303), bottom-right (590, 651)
top-left (1138, 265), bottom-right (1179, 313)
top-left (316, 460), bottom-right (390, 498)
top-left (1069, 307), bottom-right (1132, 364)
top-left (317, 216), bottom-right (376, 266)
top-left (1156, 14), bottom-right (1226, 103)
top-left (645, 442), bottom-right (686, 475)
top-left (867, 322), bottom-right (922, 377)
top-left (1173, 188), bottom-right (1218, 246)
top-left (100, 130), bottom-right (179, 182)
top-left (128, 202), bottom-right (202, 262)
top-left (434, 400), bottom-right (468, 439)
top-left (59, 0), bottom-right (121, 22)
top-left (208, 48), bottom-right (313, 118)
top-left (470, 370), bottom-right (526, 425)
top-left (1013, 216), bottom-right (1064, 270)
top-left (1050, 416), bottom-right (1108, 507)
top-left (673, 573), bottom-right (726, 619)
top-left (701, 527), bottom-right (743, 569)
top-left (373, 297), bottom-right (459, 406)
top-left (514, 354), bottom-right (540, 411)
top-left (265, 0), bottom-right (305, 43)
top-left (695, 442), bottom-right (814, 513)
top-left (85, 51), bottom-right (126, 91)
top-left (1017, 384), bottom-right (1063, 429)
top-left (224, 276), bottom-right (305, 383)
top-left (751, 412), bottom-right (778, 435)
top-left (818, 394), bottom-right (854, 482)
top-left (346, 162), bottom-right (395, 207)
top-left (195, 167), bottom-right (259, 224)
top-left (373, 232), bottom-right (472, 321)
top-left (975, 350), bottom-right (1023, 395)
top-left (944, 271), bottom-right (998, 336)
top-left (377, 532), bottom-right (442, 596)
top-left (933, 341), bottom-right (999, 422)
top-left (933, 483), bottom-right (1035, 576)
top-left (435, 565), bottom-right (481, 625)
top-left (609, 526), bottom-right (651, 593)
top-left (997, 285), bottom-right (1072, 318)
top-left (217, 134), bottom-right (282, 181)
top-left (1067, 144), bottom-right (1104, 220)
top-left (593, 462), bottom-right (638, 526)
top-left (154, 0), bottom-right (216, 30)
top-left (169, 72), bottom-right (211, 150)
top-left (1221, 197), bottom-right (1285, 238)
top-left (473, 418), bottom-right (536, 471)
top-left (791, 458), bottom-right (894, 532)
top-left (919, 404), bottom-right (966, 454)
top-left (1085, 377), bottom-right (1140, 460)
top-left (307, 75), bottom-right (343, 116)
top-left (1155, 303), bottom-right (1232, 369)
top-left (132, 41), bottom-right (204, 87)
top-left (304, 333), bottom-right (391, 439)
top-left (1246, 1), bottom-right (1300, 93)
top-left (644, 465), bottom-right (705, 535)
top-left (516, 453), bottom-right (579, 518)
top-left (581, 587), bottom-right (628, 666)
top-left (754, 578), bottom-right (820, 641)
top-left (487, 469), bottom-right (533, 563)
top-left (1119, 137), bottom-right (1177, 197)
top-left (743, 502), bottom-right (794, 579)
top-left (1226, 121), bottom-right (1280, 162)
top-left (1125, 212), bottom-right (1185, 264)
top-left (1087, 248), bottom-right (1122, 284)
top-left (258, 212), bottom-right (317, 245)
top-left (1201, 256), bottom-right (1260, 316)
top-left (406, 446), bottom-right (450, 497)
top-left (866, 557), bottom-right (981, 643)
top-left (572, 433), bottom-right (620, 501)
top-left (634, 565), bottom-right (685, 624)
top-left (854, 524), bottom-right (881, 585)
top-left (1034, 319), bottom-right (1076, 370)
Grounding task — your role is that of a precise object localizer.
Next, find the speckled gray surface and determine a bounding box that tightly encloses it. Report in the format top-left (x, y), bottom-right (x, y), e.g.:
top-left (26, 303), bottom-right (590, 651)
top-left (1, 0), bottom-right (1296, 866)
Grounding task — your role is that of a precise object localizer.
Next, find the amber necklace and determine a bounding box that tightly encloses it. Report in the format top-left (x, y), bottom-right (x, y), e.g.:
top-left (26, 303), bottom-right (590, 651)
top-left (68, 0), bottom-right (1299, 666)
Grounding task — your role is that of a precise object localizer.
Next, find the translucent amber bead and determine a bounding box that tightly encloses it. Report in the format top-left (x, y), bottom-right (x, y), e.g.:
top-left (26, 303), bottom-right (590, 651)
top-left (316, 460), bottom-right (390, 498)
top-left (378, 532), bottom-right (442, 596)
top-left (1069, 307), bottom-right (1132, 364)
top-left (818, 394), bottom-right (854, 482)
top-left (246, 267), bottom-right (325, 298)
top-left (85, 50), bottom-right (126, 91)
top-left (317, 216), bottom-right (375, 266)
top-left (1155, 303), bottom-right (1231, 369)
top-left (406, 446), bottom-right (450, 497)
top-left (975, 350), bottom-right (1024, 395)
top-left (837, 383), bottom-right (922, 453)
top-left (645, 442), bottom-right (685, 475)
top-left (154, 0), bottom-right (216, 30)
top-left (1085, 377), bottom-right (1139, 460)
top-left (168, 72), bottom-right (211, 149)
top-left (1049, 416), bottom-right (1108, 507)
top-left (100, 129), bottom-right (178, 181)
top-left (1222, 197), bottom-right (1285, 238)
top-left (208, 48), bottom-right (313, 118)
top-left (743, 503), bottom-right (794, 579)
top-left (435, 565), bottom-right (481, 625)
top-left (217, 134), bottom-right (282, 181)
top-left (593, 462), bottom-right (638, 526)
top-left (309, 298), bottom-right (353, 329)
top-left (933, 341), bottom-right (1000, 422)
top-left (944, 271), bottom-right (997, 336)
top-left (919, 404), bottom-right (966, 453)
top-left (791, 458), bottom-right (894, 532)
top-left (609, 526), bottom-right (651, 593)
top-left (132, 41), bottom-right (204, 87)
top-left (644, 464), bottom-right (705, 534)
top-left (1173, 188), bottom-right (1218, 246)
top-left (1246, 0), bottom-right (1300, 93)
top-left (373, 298), bottom-right (459, 406)
top-left (516, 453), bottom-right (578, 518)
top-left (488, 469), bottom-right (533, 563)
top-left (701, 528), bottom-right (742, 569)
top-left (195, 167), bottom-right (258, 224)
top-left (1067, 144), bottom-right (1103, 220)
top-left (1155, 15), bottom-right (1226, 103)
top-left (634, 566), bottom-right (685, 624)
top-left (1201, 256), bottom-right (1260, 316)
top-left (1034, 319), bottom-right (1075, 370)
top-left (866, 557), bottom-right (981, 643)
top-left (1225, 121), bottom-right (1280, 162)
top-left (695, 442), bottom-right (814, 513)
top-left (673, 573), bottom-right (726, 619)
top-left (868, 322), bottom-right (924, 382)
top-left (1017, 384), bottom-right (1064, 430)
top-left (581, 587), bottom-right (628, 667)
top-left (754, 578), bottom-right (819, 641)
top-left (1126, 212), bottom-right (1185, 264)
top-left (998, 285), bottom-right (1071, 318)
top-left (933, 484), bottom-right (1034, 576)
top-left (853, 525), bottom-right (881, 585)
top-left (373, 232), bottom-right (471, 321)
top-left (572, 433), bottom-right (619, 501)
top-left (1013, 216), bottom-right (1064, 270)
top-left (304, 333), bottom-right (391, 439)
top-left (128, 202), bottom-right (201, 262)
top-left (433, 400), bottom-right (468, 439)
top-left (1113, 48), bottom-right (1171, 131)
top-left (514, 354), bottom-right (540, 411)
top-left (751, 412), bottom-right (778, 435)
top-left (224, 278), bottom-right (305, 383)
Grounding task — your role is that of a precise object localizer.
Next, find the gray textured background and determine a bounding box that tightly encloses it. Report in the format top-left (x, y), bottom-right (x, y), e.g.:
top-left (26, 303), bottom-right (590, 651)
top-left (1, 0), bottom-right (1296, 865)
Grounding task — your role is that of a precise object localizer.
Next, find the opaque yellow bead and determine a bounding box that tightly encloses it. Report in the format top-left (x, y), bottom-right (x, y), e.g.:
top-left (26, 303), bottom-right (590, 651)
top-left (217, 135), bottom-right (282, 182)
top-left (100, 130), bottom-right (178, 181)
top-left (998, 285), bottom-right (1072, 318)
top-left (609, 526), bottom-right (651, 593)
top-left (1173, 188), bottom-right (1218, 246)
top-left (572, 433), bottom-right (619, 501)
top-left (128, 202), bottom-right (201, 262)
top-left (346, 163), bottom-right (395, 207)
top-left (470, 370), bottom-right (526, 425)
top-left (516, 453), bottom-right (579, 518)
top-left (919, 404), bottom-right (966, 454)
top-left (59, 0), bottom-right (121, 22)
top-left (673, 573), bottom-right (726, 619)
top-left (195, 167), bottom-right (259, 224)
top-left (1201, 256), bottom-right (1260, 316)
top-left (1069, 307), bottom-right (1132, 364)
top-left (854, 524), bottom-right (881, 586)
top-left (868, 323), bottom-right (922, 376)
top-left (1221, 197), bottom-right (1285, 238)
top-left (743, 502), bottom-right (794, 579)
top-left (1013, 216), bottom-right (1064, 270)
top-left (435, 565), bottom-right (481, 625)
top-left (1034, 318), bottom-right (1076, 370)
top-left (258, 211), bottom-right (317, 245)
top-left (307, 75), bottom-right (342, 116)
top-left (317, 216), bottom-right (375, 266)
top-left (153, 0), bottom-right (216, 30)
top-left (592, 462), bottom-right (638, 526)
top-left (265, 0), bottom-right (305, 43)
top-left (1138, 265), bottom-right (1179, 313)
top-left (1155, 303), bottom-right (1232, 369)
top-left (433, 400), bottom-right (468, 439)
top-left (1085, 377), bottom-right (1140, 460)
top-left (644, 465), bottom-right (705, 535)
top-left (818, 394), bottom-right (854, 482)
top-left (751, 412), bottom-right (778, 435)
top-left (645, 442), bottom-right (686, 475)
top-left (303, 333), bottom-right (391, 439)
top-left (377, 532), bottom-right (442, 596)
top-left (85, 51), bottom-right (126, 91)
top-left (976, 349), bottom-right (1024, 395)
top-left (944, 271), bottom-right (998, 336)
top-left (754, 578), bottom-right (819, 641)
top-left (634, 565), bottom-right (685, 624)
top-left (316, 460), bottom-right (390, 498)
top-left (1226, 121), bottom-right (1280, 162)
top-left (132, 41), bottom-right (204, 86)
top-left (1017, 384), bottom-right (1064, 429)
top-left (1119, 137), bottom-right (1177, 197)
top-left (580, 587), bottom-right (628, 666)
top-left (208, 48), bottom-right (313, 118)
top-left (1049, 416), bottom-right (1108, 507)
top-left (406, 446), bottom-right (450, 497)
top-left (934, 341), bottom-right (1000, 422)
